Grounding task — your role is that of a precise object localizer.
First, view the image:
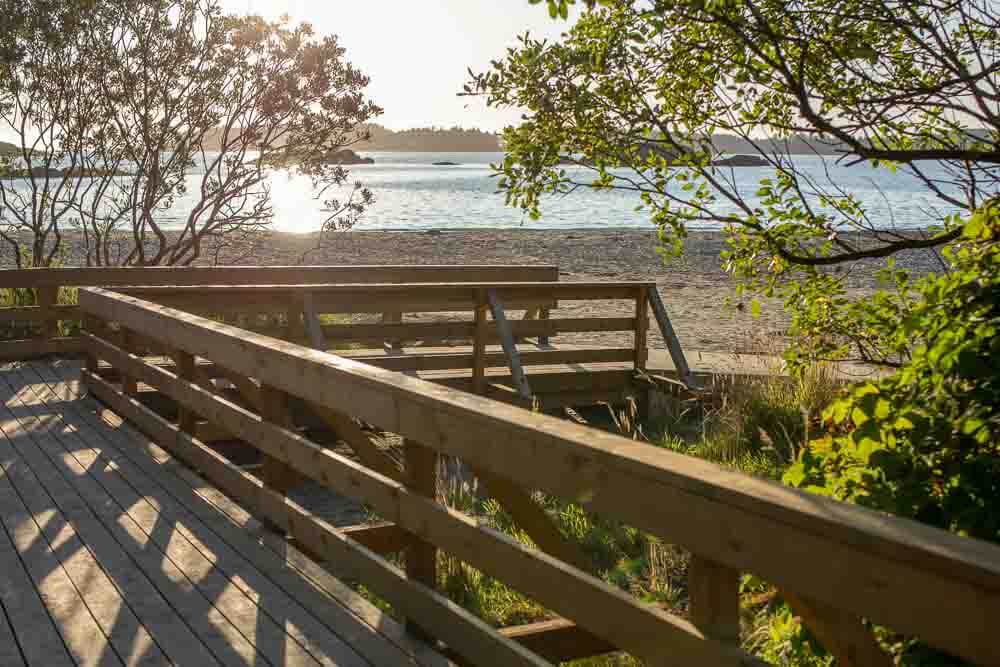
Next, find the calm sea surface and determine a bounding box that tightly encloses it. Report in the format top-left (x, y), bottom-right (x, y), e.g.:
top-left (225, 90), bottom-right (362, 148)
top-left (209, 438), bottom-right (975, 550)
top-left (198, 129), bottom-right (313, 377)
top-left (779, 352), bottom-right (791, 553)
top-left (268, 152), bottom-right (963, 232)
top-left (4, 151), bottom-right (965, 232)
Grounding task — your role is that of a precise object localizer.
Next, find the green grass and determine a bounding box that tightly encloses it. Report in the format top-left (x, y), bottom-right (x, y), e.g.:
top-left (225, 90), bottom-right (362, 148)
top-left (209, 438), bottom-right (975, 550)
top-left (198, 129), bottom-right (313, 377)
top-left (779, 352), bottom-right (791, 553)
top-left (651, 364), bottom-right (841, 477)
top-left (0, 283), bottom-right (80, 340)
top-left (394, 365), bottom-right (846, 664)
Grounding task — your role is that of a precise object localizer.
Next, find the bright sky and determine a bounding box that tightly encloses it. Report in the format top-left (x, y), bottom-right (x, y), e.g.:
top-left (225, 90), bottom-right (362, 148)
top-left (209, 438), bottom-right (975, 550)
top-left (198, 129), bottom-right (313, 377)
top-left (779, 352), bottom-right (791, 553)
top-left (0, 1), bottom-right (571, 144)
top-left (223, 0), bottom-right (576, 131)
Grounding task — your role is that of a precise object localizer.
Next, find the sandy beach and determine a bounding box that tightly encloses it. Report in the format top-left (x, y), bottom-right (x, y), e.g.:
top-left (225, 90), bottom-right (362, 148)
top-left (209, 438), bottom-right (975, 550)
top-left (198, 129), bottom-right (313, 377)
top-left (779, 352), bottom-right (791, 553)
top-left (6, 228), bottom-right (943, 354)
top-left (239, 228), bottom-right (941, 355)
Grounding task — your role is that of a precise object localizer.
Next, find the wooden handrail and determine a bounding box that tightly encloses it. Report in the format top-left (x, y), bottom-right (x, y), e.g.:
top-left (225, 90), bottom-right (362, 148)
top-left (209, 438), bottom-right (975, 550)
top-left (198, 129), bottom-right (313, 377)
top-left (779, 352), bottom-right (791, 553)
top-left (114, 279), bottom-right (650, 296)
top-left (0, 265), bottom-right (559, 362)
top-left (78, 286), bottom-right (1000, 665)
top-left (0, 264), bottom-right (559, 288)
top-left (82, 332), bottom-right (751, 666)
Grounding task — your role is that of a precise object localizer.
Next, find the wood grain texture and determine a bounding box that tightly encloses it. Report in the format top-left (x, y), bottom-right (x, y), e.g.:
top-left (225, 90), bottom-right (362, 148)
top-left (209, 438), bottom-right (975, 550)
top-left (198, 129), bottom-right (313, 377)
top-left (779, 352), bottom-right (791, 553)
top-left (633, 288), bottom-right (648, 372)
top-left (404, 439), bottom-right (439, 641)
top-left (0, 337), bottom-right (83, 361)
top-left (688, 555), bottom-right (740, 644)
top-left (85, 371), bottom-right (548, 667)
top-left (78, 285), bottom-right (1000, 665)
top-left (472, 292), bottom-right (488, 395)
top-left (33, 362), bottom-right (436, 667)
top-left (500, 619), bottom-right (616, 663)
top-left (80, 336), bottom-right (755, 666)
top-left (0, 264), bottom-right (559, 288)
top-left (0, 304), bottom-right (79, 322)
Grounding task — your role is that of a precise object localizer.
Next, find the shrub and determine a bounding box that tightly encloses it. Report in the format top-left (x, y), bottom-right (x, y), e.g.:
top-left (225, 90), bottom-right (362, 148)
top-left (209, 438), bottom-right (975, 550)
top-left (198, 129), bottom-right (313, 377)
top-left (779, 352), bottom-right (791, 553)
top-left (785, 203), bottom-right (1000, 543)
top-left (783, 204), bottom-right (1000, 663)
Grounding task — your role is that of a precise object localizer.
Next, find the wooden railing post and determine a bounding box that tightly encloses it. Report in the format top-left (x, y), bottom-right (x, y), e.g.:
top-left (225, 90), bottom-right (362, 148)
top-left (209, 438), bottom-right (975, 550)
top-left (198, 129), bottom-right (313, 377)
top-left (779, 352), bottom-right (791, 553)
top-left (82, 315), bottom-right (98, 374)
top-left (285, 305), bottom-right (305, 343)
top-left (36, 286), bottom-right (58, 340)
top-left (688, 555), bottom-right (741, 644)
top-left (119, 329), bottom-right (138, 397)
top-left (472, 290), bottom-right (488, 395)
top-left (537, 306), bottom-right (551, 346)
top-left (404, 438), bottom-right (439, 641)
top-left (382, 310), bottom-right (403, 351)
top-left (172, 349), bottom-right (197, 434)
top-left (259, 384), bottom-right (299, 499)
top-left (634, 287), bottom-right (649, 372)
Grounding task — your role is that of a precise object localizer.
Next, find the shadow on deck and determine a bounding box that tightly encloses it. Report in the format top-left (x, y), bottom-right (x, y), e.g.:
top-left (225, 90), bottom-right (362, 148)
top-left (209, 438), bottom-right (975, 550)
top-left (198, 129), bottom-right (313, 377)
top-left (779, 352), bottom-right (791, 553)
top-left (0, 360), bottom-right (448, 667)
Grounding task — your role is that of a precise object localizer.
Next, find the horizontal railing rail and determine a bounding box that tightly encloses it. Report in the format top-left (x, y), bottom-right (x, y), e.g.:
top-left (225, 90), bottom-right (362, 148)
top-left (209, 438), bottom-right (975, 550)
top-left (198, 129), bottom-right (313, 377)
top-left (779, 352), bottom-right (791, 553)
top-left (110, 280), bottom-right (694, 394)
top-left (78, 286), bottom-right (1000, 666)
top-left (0, 264), bottom-right (560, 288)
top-left (0, 265), bottom-right (558, 361)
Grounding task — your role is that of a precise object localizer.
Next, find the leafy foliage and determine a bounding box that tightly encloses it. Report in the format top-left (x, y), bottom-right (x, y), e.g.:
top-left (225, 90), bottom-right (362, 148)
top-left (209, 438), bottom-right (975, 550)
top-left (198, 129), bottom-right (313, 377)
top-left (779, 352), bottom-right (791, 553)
top-left (785, 204), bottom-right (1000, 542)
top-left (468, 0), bottom-right (998, 366)
top-left (0, 0), bottom-right (380, 266)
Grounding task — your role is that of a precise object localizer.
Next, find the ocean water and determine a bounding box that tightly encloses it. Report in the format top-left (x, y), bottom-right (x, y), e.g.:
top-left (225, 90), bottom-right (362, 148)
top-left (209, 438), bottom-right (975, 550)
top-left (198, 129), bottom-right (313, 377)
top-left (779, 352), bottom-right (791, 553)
top-left (270, 152), bottom-right (964, 232)
top-left (2, 151), bottom-right (965, 232)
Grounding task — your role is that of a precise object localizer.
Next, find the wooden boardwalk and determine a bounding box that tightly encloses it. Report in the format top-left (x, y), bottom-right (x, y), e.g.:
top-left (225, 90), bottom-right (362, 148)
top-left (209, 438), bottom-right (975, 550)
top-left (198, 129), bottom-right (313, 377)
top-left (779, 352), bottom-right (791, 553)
top-left (0, 360), bottom-right (449, 667)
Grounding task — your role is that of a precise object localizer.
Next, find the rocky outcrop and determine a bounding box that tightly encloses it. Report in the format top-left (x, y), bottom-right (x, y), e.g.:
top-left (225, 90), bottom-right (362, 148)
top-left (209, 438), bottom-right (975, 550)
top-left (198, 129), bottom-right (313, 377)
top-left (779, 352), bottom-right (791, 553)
top-left (322, 149), bottom-right (374, 165)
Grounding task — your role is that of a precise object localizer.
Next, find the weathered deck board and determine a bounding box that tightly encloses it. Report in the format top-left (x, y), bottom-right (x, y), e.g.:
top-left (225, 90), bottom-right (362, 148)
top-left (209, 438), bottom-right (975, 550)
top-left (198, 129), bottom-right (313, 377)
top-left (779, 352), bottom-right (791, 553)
top-left (0, 368), bottom-right (335, 667)
top-left (14, 365), bottom-right (378, 667)
top-left (0, 466), bottom-right (72, 667)
top-left (0, 383), bottom-right (220, 666)
top-left (0, 428), bottom-right (171, 667)
top-left (40, 360), bottom-right (449, 667)
top-left (0, 361), bottom-right (448, 667)
top-left (0, 420), bottom-right (126, 667)
top-left (0, 372), bottom-right (258, 666)
top-left (0, 592), bottom-right (27, 667)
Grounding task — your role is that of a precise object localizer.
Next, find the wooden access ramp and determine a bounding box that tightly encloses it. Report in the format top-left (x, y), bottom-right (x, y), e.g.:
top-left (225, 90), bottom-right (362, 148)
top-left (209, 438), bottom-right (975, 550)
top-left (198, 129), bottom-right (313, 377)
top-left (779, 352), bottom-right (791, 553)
top-left (107, 280), bottom-right (697, 412)
top-left (0, 360), bottom-right (449, 666)
top-left (70, 284), bottom-right (1000, 666)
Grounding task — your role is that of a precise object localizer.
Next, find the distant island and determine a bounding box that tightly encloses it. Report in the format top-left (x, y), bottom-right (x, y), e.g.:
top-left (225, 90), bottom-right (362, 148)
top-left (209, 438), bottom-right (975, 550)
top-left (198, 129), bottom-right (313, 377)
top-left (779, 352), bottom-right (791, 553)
top-left (0, 163), bottom-right (132, 179)
top-left (0, 140), bottom-right (20, 157)
top-left (191, 124), bottom-right (973, 157)
top-left (263, 148), bottom-right (374, 169)
top-left (713, 154), bottom-right (768, 167)
top-left (358, 125), bottom-right (501, 152)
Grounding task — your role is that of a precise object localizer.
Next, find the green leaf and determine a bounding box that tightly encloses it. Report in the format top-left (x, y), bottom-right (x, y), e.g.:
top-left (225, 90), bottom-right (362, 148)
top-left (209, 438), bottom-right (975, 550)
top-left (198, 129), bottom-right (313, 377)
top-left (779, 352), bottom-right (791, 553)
top-left (750, 298), bottom-right (761, 318)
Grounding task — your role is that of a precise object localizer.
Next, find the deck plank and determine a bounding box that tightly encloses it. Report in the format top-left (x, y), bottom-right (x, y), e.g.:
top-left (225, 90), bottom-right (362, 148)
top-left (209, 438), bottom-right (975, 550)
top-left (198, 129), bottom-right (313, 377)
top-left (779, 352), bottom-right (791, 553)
top-left (0, 584), bottom-right (27, 667)
top-left (0, 423), bottom-right (219, 667)
top-left (0, 367), bottom-right (304, 666)
top-left (0, 465), bottom-right (70, 667)
top-left (39, 361), bottom-right (450, 667)
top-left (0, 430), bottom-right (172, 667)
top-left (11, 365), bottom-right (365, 667)
top-left (0, 370), bottom-right (263, 667)
top-left (0, 447), bottom-right (121, 667)
top-left (4, 374), bottom-right (331, 667)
